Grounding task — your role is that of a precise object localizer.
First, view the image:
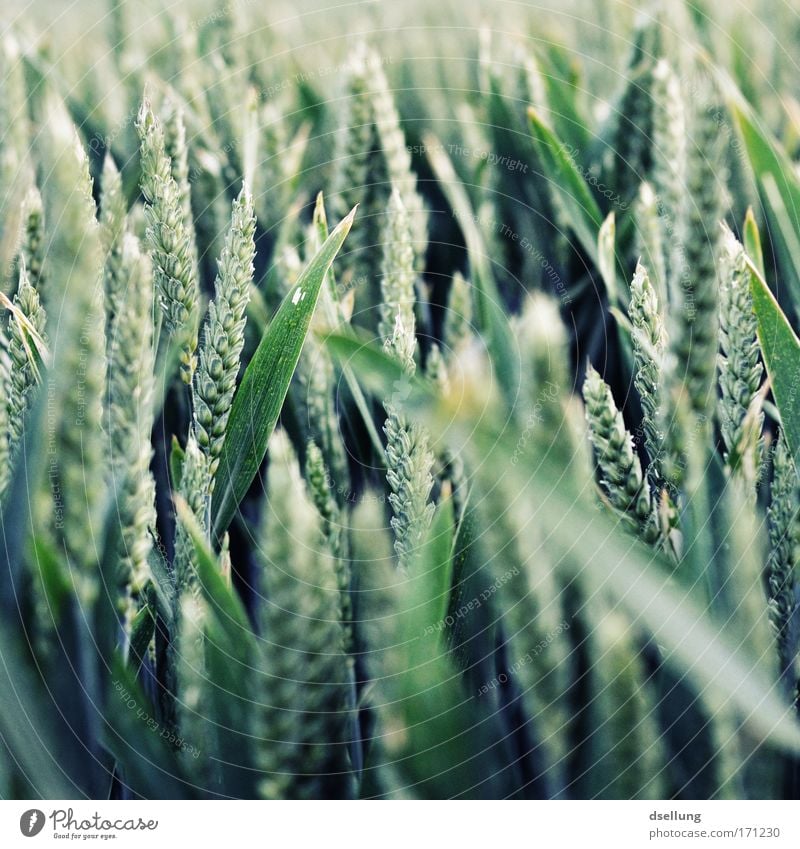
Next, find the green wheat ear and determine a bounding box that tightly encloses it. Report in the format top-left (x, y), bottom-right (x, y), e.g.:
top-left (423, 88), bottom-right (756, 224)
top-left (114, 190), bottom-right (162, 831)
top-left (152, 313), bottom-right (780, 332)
top-left (290, 197), bottom-right (350, 494)
top-left (628, 261), bottom-right (665, 485)
top-left (0, 35), bottom-right (31, 266)
top-left (4, 259), bottom-right (47, 457)
top-left (173, 433), bottom-right (211, 598)
top-left (193, 184), bottom-right (256, 486)
top-left (425, 343), bottom-right (449, 395)
top-left (294, 333), bottom-right (348, 497)
top-left (591, 604), bottom-right (665, 799)
top-left (330, 46), bottom-right (374, 286)
top-left (612, 11), bottom-right (661, 202)
top-left (634, 182), bottom-right (666, 306)
top-left (305, 438), bottom-right (342, 554)
top-left (493, 515), bottom-right (572, 793)
top-left (380, 191), bottom-right (435, 570)
top-left (443, 271), bottom-right (473, 354)
top-left (19, 186), bottom-right (46, 296)
top-left (717, 224), bottom-right (763, 484)
top-left (99, 154), bottom-right (128, 337)
top-left (256, 430), bottom-right (352, 799)
top-left (368, 48), bottom-right (428, 270)
top-left (35, 98), bottom-right (107, 607)
top-left (379, 189), bottom-right (417, 351)
top-left (384, 391), bottom-right (436, 571)
top-left (136, 96), bottom-right (199, 384)
top-left (107, 233), bottom-right (157, 629)
top-left (767, 433), bottom-right (800, 700)
top-left (583, 364), bottom-right (658, 542)
top-left (161, 94), bottom-right (194, 227)
top-left (671, 73), bottom-right (727, 419)
top-left (0, 325), bottom-right (10, 500)
top-left (650, 58), bottom-right (686, 295)
top-left (176, 591), bottom-right (208, 770)
top-left (511, 293), bottom-right (588, 474)
top-left (305, 438), bottom-right (352, 654)
top-left (516, 293), bottom-right (569, 412)
top-left (326, 44), bottom-right (373, 217)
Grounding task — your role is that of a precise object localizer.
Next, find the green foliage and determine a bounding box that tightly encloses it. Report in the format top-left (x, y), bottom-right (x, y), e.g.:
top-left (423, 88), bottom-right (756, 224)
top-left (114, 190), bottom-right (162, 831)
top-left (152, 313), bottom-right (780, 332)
top-left (750, 259), bottom-right (800, 470)
top-left (527, 107), bottom-right (602, 264)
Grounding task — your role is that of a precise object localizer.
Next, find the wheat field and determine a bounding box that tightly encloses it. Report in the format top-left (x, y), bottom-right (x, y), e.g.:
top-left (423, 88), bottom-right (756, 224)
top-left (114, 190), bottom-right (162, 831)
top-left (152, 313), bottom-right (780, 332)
top-left (1, 0), bottom-right (800, 801)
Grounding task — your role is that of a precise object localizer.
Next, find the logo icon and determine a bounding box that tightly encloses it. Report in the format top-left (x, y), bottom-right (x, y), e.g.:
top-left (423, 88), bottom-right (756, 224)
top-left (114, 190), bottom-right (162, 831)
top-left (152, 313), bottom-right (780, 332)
top-left (19, 810), bottom-right (45, 837)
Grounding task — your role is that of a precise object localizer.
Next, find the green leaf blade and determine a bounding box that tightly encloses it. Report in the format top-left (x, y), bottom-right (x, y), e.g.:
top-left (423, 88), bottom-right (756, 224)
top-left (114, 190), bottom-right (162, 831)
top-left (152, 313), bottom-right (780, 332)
top-left (748, 258), bottom-right (800, 471)
top-left (527, 106), bottom-right (602, 264)
top-left (211, 207), bottom-right (355, 540)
